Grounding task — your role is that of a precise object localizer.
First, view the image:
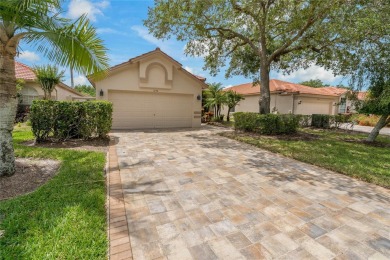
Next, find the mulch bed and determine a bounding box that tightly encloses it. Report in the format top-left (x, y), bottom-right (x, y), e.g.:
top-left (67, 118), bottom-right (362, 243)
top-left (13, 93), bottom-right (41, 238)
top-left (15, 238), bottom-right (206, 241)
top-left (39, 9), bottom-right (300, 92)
top-left (23, 138), bottom-right (109, 152)
top-left (0, 158), bottom-right (60, 201)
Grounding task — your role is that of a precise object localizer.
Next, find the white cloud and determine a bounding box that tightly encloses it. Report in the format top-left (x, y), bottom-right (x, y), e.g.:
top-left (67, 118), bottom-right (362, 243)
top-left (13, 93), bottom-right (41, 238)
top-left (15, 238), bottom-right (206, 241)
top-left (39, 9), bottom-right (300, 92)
top-left (18, 51), bottom-right (40, 62)
top-left (224, 85), bottom-right (233, 89)
top-left (275, 65), bottom-right (341, 83)
top-left (183, 66), bottom-right (194, 74)
top-left (131, 25), bottom-right (163, 46)
top-left (96, 27), bottom-right (124, 35)
top-left (73, 75), bottom-right (89, 86)
top-left (130, 25), bottom-right (178, 56)
top-left (67, 0), bottom-right (109, 22)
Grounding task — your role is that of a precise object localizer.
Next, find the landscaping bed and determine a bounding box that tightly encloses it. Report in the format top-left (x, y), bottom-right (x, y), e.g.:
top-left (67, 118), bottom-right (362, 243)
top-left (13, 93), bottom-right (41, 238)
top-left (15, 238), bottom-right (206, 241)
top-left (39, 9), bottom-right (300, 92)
top-left (0, 158), bottom-right (60, 201)
top-left (221, 128), bottom-right (390, 188)
top-left (0, 126), bottom-right (107, 259)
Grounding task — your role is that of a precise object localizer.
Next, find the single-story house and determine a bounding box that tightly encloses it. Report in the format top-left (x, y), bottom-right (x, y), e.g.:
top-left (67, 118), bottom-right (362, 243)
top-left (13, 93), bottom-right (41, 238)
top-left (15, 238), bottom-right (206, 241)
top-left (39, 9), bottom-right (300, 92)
top-left (15, 61), bottom-right (88, 105)
top-left (222, 80), bottom-right (365, 115)
top-left (89, 48), bottom-right (207, 130)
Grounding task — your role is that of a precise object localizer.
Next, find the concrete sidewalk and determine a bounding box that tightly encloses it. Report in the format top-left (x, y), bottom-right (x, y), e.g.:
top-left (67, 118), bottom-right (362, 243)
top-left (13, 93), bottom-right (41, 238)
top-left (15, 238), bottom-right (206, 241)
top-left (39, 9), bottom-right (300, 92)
top-left (339, 123), bottom-right (390, 136)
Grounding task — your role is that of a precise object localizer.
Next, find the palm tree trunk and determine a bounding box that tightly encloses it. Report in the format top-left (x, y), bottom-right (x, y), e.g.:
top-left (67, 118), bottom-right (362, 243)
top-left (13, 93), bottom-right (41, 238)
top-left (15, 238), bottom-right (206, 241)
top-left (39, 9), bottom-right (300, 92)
top-left (0, 50), bottom-right (17, 176)
top-left (366, 114), bottom-right (389, 142)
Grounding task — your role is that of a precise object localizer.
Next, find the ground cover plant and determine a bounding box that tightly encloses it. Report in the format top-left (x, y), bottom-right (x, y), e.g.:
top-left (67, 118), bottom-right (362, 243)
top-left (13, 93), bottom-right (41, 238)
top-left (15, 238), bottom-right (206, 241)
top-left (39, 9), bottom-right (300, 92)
top-left (221, 128), bottom-right (390, 188)
top-left (0, 126), bottom-right (107, 258)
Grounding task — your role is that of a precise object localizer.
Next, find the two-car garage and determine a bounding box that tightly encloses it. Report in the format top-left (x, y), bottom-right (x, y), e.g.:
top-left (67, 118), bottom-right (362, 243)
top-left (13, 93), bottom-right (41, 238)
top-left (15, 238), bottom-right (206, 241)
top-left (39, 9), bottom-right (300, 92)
top-left (108, 91), bottom-right (193, 129)
top-left (91, 48), bottom-right (206, 130)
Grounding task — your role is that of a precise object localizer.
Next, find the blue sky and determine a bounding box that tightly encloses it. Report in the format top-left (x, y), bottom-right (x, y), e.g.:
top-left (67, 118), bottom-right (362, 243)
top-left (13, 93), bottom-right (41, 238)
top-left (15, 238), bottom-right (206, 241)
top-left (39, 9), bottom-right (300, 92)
top-left (17, 0), bottom-right (347, 88)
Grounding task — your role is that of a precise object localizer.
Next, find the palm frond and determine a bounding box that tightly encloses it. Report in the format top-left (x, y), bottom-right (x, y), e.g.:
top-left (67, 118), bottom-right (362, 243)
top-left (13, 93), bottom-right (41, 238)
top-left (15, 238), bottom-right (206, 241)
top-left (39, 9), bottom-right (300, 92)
top-left (24, 14), bottom-right (109, 76)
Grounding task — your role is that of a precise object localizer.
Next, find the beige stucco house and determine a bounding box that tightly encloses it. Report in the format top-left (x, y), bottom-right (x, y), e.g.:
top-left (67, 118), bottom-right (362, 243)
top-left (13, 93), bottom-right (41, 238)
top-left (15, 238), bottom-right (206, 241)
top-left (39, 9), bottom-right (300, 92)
top-left (222, 80), bottom-right (365, 115)
top-left (15, 61), bottom-right (87, 105)
top-left (89, 48), bottom-right (207, 129)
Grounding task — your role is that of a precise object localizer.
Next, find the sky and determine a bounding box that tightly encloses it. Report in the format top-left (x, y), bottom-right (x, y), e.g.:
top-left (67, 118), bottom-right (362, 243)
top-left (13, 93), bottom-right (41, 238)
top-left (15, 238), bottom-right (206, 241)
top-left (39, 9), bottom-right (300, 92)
top-left (17, 0), bottom-right (348, 88)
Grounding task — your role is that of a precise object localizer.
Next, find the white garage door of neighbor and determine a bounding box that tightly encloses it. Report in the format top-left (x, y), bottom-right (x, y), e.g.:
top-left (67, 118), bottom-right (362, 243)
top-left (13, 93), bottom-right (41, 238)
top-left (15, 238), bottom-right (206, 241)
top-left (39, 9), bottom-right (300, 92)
top-left (109, 91), bottom-right (193, 129)
top-left (296, 101), bottom-right (331, 115)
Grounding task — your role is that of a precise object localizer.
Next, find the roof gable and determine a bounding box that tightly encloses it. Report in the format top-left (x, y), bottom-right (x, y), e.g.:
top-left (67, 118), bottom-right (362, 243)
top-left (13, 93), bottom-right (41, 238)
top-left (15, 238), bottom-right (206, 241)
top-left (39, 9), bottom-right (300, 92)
top-left (90, 48), bottom-right (207, 87)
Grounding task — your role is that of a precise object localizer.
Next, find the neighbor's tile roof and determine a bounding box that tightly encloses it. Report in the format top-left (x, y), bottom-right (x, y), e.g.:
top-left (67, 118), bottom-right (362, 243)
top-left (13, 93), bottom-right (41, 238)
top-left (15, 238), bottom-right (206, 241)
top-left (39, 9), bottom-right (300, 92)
top-left (15, 61), bottom-right (85, 97)
top-left (225, 79), bottom-right (341, 97)
top-left (15, 61), bottom-right (36, 81)
top-left (357, 92), bottom-right (366, 100)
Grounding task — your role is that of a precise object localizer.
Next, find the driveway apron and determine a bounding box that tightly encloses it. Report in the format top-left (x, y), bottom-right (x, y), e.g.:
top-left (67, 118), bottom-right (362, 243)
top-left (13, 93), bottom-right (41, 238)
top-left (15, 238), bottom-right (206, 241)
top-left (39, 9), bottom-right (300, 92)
top-left (110, 126), bottom-right (390, 260)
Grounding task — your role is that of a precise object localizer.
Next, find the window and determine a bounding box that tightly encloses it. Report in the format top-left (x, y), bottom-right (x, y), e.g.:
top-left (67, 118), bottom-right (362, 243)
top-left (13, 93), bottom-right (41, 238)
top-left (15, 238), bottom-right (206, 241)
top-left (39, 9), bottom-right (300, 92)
top-left (339, 97), bottom-right (346, 113)
top-left (19, 86), bottom-right (39, 105)
top-left (231, 106), bottom-right (235, 112)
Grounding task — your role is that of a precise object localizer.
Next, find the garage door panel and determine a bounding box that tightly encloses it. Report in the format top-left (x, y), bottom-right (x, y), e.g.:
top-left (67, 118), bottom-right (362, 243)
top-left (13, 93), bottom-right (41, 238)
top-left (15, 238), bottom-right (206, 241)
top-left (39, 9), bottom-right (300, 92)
top-left (108, 91), bottom-right (193, 129)
top-left (296, 101), bottom-right (331, 115)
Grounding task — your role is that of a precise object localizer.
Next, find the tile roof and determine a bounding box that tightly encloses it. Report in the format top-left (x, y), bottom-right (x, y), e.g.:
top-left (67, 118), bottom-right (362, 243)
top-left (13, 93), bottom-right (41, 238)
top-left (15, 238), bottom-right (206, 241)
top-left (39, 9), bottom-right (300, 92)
top-left (15, 61), bottom-right (84, 97)
top-left (224, 79), bottom-right (367, 98)
top-left (15, 61), bottom-right (36, 81)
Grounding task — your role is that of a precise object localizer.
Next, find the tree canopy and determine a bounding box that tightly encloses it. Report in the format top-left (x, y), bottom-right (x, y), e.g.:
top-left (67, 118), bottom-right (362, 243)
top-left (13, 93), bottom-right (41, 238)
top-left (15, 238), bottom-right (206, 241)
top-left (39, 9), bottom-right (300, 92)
top-left (299, 79), bottom-right (328, 88)
top-left (75, 84), bottom-right (96, 97)
top-left (34, 65), bottom-right (64, 99)
top-left (145, 0), bottom-right (368, 113)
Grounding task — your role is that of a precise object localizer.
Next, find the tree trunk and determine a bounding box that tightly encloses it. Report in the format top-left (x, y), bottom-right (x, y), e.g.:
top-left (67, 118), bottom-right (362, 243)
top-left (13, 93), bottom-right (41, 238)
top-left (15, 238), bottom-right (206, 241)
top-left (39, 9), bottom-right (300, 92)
top-left (259, 63), bottom-right (271, 114)
top-left (227, 107), bottom-right (231, 122)
top-left (366, 114), bottom-right (389, 142)
top-left (0, 49), bottom-right (17, 176)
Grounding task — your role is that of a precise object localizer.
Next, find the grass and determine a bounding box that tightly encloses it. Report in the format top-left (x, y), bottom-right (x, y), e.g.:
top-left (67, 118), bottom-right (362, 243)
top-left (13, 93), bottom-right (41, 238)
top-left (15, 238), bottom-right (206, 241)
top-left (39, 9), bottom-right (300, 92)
top-left (0, 126), bottom-right (107, 259)
top-left (221, 128), bottom-right (390, 188)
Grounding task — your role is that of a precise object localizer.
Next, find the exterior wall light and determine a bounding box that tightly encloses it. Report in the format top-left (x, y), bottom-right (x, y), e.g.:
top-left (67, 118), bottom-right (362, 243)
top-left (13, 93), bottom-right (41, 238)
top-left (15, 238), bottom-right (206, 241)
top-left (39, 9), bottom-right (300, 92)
top-left (298, 100), bottom-right (302, 104)
top-left (100, 89), bottom-right (104, 97)
top-left (197, 94), bottom-right (201, 101)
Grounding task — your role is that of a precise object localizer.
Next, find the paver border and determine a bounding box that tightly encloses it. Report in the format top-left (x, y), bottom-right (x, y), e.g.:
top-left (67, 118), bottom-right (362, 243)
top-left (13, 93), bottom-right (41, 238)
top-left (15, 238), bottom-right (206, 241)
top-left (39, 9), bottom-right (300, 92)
top-left (107, 136), bottom-right (133, 260)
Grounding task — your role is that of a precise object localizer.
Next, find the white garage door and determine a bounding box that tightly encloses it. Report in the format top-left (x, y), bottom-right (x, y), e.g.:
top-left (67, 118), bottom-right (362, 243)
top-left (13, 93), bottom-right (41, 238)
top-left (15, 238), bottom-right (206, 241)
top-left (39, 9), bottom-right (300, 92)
top-left (295, 101), bottom-right (332, 115)
top-left (108, 91), bottom-right (193, 129)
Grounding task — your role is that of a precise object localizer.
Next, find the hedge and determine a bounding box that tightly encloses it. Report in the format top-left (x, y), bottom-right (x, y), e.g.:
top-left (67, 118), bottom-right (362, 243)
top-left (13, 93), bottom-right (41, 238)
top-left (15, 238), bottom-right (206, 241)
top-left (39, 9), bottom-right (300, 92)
top-left (311, 114), bottom-right (351, 129)
top-left (30, 100), bottom-right (112, 142)
top-left (234, 112), bottom-right (299, 134)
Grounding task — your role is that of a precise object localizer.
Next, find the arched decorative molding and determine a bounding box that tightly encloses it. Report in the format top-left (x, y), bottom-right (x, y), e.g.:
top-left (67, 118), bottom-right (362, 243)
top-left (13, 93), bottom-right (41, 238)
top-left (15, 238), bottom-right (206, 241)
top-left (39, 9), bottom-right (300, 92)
top-left (139, 58), bottom-right (173, 89)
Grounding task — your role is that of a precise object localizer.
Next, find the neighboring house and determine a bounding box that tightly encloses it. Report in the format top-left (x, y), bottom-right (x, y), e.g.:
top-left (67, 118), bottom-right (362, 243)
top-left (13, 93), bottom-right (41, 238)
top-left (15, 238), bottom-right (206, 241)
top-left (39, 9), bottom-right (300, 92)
top-left (222, 80), bottom-right (366, 115)
top-left (15, 61), bottom-right (89, 106)
top-left (89, 48), bottom-right (207, 129)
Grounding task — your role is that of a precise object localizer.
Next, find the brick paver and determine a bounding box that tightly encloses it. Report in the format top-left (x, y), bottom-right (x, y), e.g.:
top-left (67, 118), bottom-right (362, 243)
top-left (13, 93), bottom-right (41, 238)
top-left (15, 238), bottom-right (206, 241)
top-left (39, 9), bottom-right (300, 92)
top-left (108, 138), bottom-right (133, 260)
top-left (110, 126), bottom-right (390, 259)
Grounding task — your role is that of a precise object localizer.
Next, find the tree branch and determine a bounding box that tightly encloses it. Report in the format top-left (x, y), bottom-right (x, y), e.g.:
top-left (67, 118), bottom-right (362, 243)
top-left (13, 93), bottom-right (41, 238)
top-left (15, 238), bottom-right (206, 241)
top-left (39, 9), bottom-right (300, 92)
top-left (205, 27), bottom-right (259, 55)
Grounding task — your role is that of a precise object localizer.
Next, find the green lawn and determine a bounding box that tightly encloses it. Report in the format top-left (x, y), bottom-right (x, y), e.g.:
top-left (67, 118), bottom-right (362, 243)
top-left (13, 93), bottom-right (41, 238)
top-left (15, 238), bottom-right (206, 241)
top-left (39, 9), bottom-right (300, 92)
top-left (221, 128), bottom-right (390, 188)
top-left (0, 126), bottom-right (107, 259)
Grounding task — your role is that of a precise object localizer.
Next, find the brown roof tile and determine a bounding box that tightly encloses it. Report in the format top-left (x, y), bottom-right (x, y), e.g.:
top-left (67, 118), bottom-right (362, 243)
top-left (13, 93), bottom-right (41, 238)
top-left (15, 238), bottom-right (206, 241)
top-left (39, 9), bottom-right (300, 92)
top-left (15, 61), bottom-right (36, 81)
top-left (225, 80), bottom-right (347, 97)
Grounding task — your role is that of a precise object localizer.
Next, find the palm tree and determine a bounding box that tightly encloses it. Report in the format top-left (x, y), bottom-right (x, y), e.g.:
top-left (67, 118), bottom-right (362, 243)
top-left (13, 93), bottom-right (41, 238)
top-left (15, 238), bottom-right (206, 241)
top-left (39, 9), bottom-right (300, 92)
top-left (203, 83), bottom-right (226, 119)
top-left (225, 90), bottom-right (244, 122)
top-left (34, 65), bottom-right (64, 100)
top-left (0, 0), bottom-right (109, 176)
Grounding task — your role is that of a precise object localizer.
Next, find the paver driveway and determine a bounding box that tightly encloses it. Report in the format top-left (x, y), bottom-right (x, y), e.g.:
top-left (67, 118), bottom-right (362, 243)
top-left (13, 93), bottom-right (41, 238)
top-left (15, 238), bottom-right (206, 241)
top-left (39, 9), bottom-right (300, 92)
top-left (110, 126), bottom-right (390, 260)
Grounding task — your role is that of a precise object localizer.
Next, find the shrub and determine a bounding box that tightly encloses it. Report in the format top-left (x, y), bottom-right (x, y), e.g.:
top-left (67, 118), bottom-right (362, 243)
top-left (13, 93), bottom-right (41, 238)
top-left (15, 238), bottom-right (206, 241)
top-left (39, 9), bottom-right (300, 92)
top-left (295, 115), bottom-right (312, 128)
top-left (351, 114), bottom-right (390, 127)
top-left (234, 112), bottom-right (299, 134)
top-left (311, 114), bottom-right (351, 129)
top-left (31, 100), bottom-right (112, 142)
top-left (311, 114), bottom-right (331, 128)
